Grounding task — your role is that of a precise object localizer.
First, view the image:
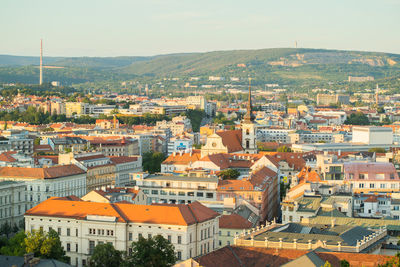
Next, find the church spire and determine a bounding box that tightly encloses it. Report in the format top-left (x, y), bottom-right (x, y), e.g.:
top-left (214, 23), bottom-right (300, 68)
top-left (244, 77), bottom-right (253, 123)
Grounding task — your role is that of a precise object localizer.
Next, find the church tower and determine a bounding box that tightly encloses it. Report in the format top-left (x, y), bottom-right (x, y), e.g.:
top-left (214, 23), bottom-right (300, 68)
top-left (242, 77), bottom-right (257, 154)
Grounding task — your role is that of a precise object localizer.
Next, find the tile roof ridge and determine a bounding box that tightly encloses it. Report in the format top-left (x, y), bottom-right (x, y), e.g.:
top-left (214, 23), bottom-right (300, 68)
top-left (226, 246), bottom-right (244, 267)
top-left (110, 203), bottom-right (128, 223)
top-left (186, 203), bottom-right (198, 224)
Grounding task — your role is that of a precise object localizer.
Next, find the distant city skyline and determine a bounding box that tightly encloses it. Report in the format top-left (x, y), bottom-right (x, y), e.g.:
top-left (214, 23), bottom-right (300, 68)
top-left (1, 0), bottom-right (399, 57)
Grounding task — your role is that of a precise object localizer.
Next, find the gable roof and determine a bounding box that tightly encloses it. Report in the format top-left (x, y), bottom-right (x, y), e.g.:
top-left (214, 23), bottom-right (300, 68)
top-left (162, 150), bottom-right (201, 165)
top-left (219, 214), bottom-right (252, 229)
top-left (25, 198), bottom-right (218, 226)
top-left (216, 130), bottom-right (243, 152)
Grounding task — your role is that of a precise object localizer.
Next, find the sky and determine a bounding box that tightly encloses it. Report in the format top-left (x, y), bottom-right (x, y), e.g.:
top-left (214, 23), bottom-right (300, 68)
top-left (1, 0), bottom-right (399, 57)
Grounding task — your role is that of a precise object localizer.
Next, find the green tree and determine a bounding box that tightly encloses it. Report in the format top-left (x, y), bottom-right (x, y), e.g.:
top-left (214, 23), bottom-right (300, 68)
top-left (340, 259), bottom-right (350, 267)
top-left (277, 145), bottom-right (292, 152)
top-left (127, 235), bottom-right (176, 267)
top-left (186, 109), bottom-right (206, 132)
top-left (34, 137), bottom-right (41, 145)
top-left (217, 169), bottom-right (240, 180)
top-left (0, 222), bottom-right (12, 238)
top-left (368, 147), bottom-right (386, 153)
top-left (89, 243), bottom-right (123, 267)
top-left (142, 152), bottom-right (166, 174)
top-left (24, 229), bottom-right (68, 262)
top-left (0, 230), bottom-right (26, 256)
top-left (378, 252), bottom-right (400, 267)
top-left (344, 112), bottom-right (370, 125)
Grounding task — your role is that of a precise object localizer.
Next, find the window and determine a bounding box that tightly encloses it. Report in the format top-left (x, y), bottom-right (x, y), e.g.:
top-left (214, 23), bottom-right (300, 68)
top-left (67, 243), bottom-right (71, 252)
top-left (390, 173), bottom-right (395, 179)
top-left (138, 233), bottom-right (143, 239)
top-left (129, 233), bottom-right (133, 241)
top-left (359, 183), bottom-right (364, 188)
top-left (67, 228), bottom-right (70, 236)
top-left (227, 231), bottom-right (230, 237)
top-left (370, 183), bottom-right (375, 189)
top-left (76, 244), bottom-right (78, 252)
top-left (151, 190), bottom-right (158, 195)
top-left (187, 192), bottom-right (194, 197)
top-left (177, 251), bottom-right (182, 260)
top-left (359, 173), bottom-right (368, 179)
top-left (168, 235), bottom-right (171, 242)
top-left (394, 206), bottom-right (399, 211)
top-left (89, 241), bottom-right (95, 255)
top-left (58, 228), bottom-right (61, 235)
top-left (148, 234), bottom-right (152, 239)
top-left (348, 173), bottom-right (354, 180)
top-left (381, 183), bottom-right (386, 189)
top-left (206, 193), bottom-right (213, 198)
top-left (197, 192), bottom-right (204, 197)
top-left (178, 235), bottom-right (182, 244)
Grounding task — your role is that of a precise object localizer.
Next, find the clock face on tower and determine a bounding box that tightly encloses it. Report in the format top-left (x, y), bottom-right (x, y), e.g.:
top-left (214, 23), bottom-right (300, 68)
top-left (212, 142), bottom-right (217, 147)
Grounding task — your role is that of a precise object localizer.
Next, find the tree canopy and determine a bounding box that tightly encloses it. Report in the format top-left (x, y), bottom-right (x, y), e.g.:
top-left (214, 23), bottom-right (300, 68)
top-left (344, 112), bottom-right (370, 125)
top-left (142, 152), bottom-right (166, 174)
top-left (217, 169), bottom-right (240, 180)
top-left (89, 243), bottom-right (123, 267)
top-left (127, 235), bottom-right (176, 267)
top-left (24, 229), bottom-right (68, 263)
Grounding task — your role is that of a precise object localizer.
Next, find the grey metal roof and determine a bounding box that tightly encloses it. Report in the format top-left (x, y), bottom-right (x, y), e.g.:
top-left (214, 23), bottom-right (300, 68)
top-left (0, 255), bottom-right (73, 267)
top-left (282, 251), bottom-right (325, 267)
top-left (252, 223), bottom-right (374, 246)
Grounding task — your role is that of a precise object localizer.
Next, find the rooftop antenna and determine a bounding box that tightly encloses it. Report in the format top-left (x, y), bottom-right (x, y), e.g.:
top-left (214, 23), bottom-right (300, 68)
top-left (39, 39), bottom-right (43, 85)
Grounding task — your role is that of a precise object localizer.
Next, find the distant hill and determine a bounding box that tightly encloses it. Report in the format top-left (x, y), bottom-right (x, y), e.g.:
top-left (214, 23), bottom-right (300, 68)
top-left (0, 48), bottom-right (399, 85)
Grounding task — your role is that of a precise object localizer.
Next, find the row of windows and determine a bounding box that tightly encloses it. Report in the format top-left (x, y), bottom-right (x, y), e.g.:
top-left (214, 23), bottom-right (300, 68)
top-left (144, 189), bottom-right (214, 198)
top-left (348, 173), bottom-right (396, 180)
top-left (88, 228), bottom-right (114, 236)
top-left (356, 183), bottom-right (397, 189)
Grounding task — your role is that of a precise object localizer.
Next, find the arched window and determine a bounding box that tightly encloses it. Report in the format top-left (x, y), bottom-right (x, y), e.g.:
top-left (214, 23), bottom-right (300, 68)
top-left (246, 140), bottom-right (250, 148)
top-left (246, 129), bottom-right (250, 135)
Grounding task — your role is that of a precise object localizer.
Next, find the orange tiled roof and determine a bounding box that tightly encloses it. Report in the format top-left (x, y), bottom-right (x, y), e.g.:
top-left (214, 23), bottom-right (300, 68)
top-left (0, 164), bottom-right (85, 179)
top-left (25, 198), bottom-right (218, 226)
top-left (218, 179), bottom-right (254, 191)
top-left (162, 150), bottom-right (201, 165)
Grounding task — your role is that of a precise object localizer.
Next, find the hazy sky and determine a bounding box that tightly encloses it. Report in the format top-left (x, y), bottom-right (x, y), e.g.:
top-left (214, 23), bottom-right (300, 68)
top-left (1, 0), bottom-right (399, 57)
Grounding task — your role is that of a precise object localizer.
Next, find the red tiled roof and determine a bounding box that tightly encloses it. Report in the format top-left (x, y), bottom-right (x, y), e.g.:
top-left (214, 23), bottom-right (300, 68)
top-left (0, 151), bottom-right (17, 162)
top-left (219, 214), bottom-right (252, 229)
top-left (216, 130), bottom-right (243, 152)
top-left (195, 246), bottom-right (394, 267)
top-left (249, 166), bottom-right (277, 189)
top-left (110, 156), bottom-right (138, 164)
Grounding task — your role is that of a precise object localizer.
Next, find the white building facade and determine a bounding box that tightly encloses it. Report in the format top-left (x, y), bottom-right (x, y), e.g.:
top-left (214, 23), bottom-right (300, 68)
top-left (25, 198), bottom-right (219, 267)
